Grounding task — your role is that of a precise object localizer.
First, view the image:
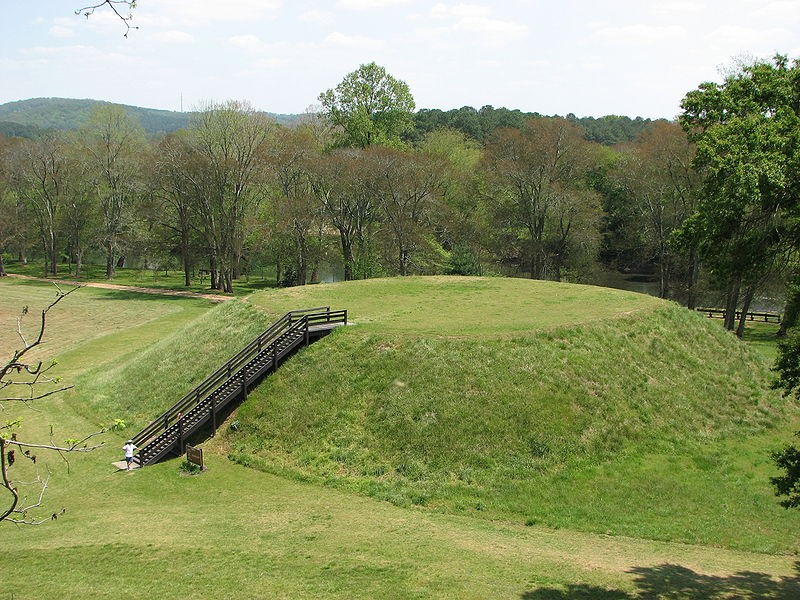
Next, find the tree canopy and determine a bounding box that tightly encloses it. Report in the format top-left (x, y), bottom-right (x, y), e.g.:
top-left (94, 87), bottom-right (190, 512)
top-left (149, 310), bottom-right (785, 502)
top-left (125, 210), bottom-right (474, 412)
top-left (318, 62), bottom-right (416, 149)
top-left (679, 54), bottom-right (800, 334)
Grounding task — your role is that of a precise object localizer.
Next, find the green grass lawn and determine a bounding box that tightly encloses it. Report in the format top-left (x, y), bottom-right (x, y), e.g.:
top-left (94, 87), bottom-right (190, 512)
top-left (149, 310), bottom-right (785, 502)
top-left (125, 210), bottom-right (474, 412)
top-left (741, 320), bottom-right (783, 364)
top-left (247, 275), bottom-right (662, 336)
top-left (2, 276), bottom-right (800, 599)
top-left (0, 277), bottom-right (214, 360)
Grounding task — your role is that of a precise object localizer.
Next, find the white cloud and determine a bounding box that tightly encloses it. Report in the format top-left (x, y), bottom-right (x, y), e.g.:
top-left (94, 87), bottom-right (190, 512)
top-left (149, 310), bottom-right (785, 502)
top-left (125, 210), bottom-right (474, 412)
top-left (457, 15), bottom-right (527, 38)
top-left (49, 25), bottom-right (76, 38)
top-left (424, 3), bottom-right (527, 45)
top-left (591, 24), bottom-right (687, 45)
top-left (324, 32), bottom-right (383, 49)
top-left (149, 30), bottom-right (194, 44)
top-left (706, 24), bottom-right (790, 50)
top-left (138, 0), bottom-right (283, 27)
top-left (754, 1), bottom-right (800, 22)
top-left (651, 2), bottom-right (705, 14)
top-left (299, 10), bottom-right (336, 25)
top-left (335, 0), bottom-right (411, 9)
top-left (254, 57), bottom-right (290, 69)
top-left (20, 45), bottom-right (98, 58)
top-left (431, 3), bottom-right (492, 19)
top-left (230, 34), bottom-right (264, 50)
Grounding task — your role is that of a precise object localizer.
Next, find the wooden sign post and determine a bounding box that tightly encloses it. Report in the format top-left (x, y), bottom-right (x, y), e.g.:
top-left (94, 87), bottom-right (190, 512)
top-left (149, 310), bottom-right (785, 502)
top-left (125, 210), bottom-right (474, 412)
top-left (186, 445), bottom-right (204, 469)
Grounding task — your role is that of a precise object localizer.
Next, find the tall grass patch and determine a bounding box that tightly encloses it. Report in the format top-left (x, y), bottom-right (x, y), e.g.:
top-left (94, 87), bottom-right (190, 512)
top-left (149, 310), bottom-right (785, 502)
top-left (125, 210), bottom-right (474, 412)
top-left (77, 299), bottom-right (271, 429)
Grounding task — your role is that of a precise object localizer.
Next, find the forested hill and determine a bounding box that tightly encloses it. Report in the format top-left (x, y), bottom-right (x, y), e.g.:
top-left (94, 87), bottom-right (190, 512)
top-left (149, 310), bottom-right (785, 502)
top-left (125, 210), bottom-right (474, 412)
top-left (0, 97), bottom-right (660, 145)
top-left (0, 98), bottom-right (190, 134)
top-left (413, 106), bottom-right (661, 145)
top-left (0, 98), bottom-right (300, 136)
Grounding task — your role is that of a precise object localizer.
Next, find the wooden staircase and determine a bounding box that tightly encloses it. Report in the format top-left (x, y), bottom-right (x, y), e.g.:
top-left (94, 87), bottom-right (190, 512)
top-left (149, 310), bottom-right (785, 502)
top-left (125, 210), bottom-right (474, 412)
top-left (130, 307), bottom-right (347, 467)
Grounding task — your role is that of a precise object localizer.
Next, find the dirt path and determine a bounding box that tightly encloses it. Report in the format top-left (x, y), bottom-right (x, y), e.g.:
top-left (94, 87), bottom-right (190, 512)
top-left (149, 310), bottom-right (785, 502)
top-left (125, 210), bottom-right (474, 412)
top-left (3, 273), bottom-right (233, 302)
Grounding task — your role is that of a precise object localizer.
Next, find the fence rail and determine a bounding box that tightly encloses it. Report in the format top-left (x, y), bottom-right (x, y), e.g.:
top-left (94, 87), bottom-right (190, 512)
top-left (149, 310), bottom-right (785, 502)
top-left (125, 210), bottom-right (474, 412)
top-left (696, 307), bottom-right (781, 323)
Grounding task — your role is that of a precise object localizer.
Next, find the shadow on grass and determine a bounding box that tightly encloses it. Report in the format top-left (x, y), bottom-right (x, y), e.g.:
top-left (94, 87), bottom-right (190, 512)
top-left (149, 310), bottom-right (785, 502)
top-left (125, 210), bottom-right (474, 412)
top-left (742, 322), bottom-right (782, 343)
top-left (5, 273), bottom-right (277, 299)
top-left (87, 289), bottom-right (222, 303)
top-left (522, 562), bottom-right (800, 599)
top-left (6, 278), bottom-right (220, 304)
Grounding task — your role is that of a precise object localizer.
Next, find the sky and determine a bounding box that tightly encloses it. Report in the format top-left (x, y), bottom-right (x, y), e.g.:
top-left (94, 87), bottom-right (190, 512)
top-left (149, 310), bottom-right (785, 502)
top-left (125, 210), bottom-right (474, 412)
top-left (1, 0), bottom-right (799, 120)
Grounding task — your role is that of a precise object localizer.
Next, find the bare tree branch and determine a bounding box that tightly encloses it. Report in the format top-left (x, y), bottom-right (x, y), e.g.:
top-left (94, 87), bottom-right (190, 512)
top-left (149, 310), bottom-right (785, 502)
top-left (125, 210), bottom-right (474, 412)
top-left (0, 283), bottom-right (122, 525)
top-left (75, 1), bottom-right (138, 37)
top-left (7, 432), bottom-right (107, 454)
top-left (1, 469), bottom-right (66, 525)
top-left (0, 385), bottom-right (75, 403)
top-left (0, 283), bottom-right (81, 383)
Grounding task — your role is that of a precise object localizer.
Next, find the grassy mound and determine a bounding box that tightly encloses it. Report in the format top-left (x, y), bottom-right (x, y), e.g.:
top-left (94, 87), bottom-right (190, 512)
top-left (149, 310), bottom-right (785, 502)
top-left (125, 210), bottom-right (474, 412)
top-left (6, 277), bottom-right (800, 598)
top-left (224, 277), bottom-right (797, 552)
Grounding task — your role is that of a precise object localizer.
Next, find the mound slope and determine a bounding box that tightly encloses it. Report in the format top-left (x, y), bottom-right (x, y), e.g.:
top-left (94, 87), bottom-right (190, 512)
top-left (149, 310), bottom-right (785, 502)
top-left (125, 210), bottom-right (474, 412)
top-left (227, 277), bottom-right (798, 552)
top-left (79, 299), bottom-right (271, 429)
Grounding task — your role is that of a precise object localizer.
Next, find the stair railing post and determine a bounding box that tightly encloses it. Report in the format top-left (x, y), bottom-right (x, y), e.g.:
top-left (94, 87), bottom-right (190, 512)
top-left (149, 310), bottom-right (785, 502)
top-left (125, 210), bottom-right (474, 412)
top-left (304, 317), bottom-right (310, 346)
top-left (272, 342), bottom-right (277, 372)
top-left (178, 414), bottom-right (184, 456)
top-left (211, 395), bottom-right (217, 437)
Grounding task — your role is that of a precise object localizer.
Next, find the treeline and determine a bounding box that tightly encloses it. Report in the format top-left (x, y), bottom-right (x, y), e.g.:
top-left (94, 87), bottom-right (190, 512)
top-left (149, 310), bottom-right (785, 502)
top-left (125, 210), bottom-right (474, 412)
top-left (1, 98), bottom-right (655, 146)
top-left (1, 57), bottom-right (797, 339)
top-left (0, 102), bottom-right (697, 296)
top-left (412, 106), bottom-right (656, 145)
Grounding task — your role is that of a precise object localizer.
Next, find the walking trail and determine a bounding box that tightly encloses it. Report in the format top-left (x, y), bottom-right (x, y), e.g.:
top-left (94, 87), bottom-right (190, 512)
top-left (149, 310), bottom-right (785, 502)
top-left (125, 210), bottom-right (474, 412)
top-left (4, 273), bottom-right (233, 302)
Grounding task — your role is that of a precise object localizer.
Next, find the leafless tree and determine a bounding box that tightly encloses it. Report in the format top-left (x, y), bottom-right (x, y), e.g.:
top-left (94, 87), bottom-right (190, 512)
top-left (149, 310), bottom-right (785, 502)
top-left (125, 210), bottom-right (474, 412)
top-left (1, 285), bottom-right (119, 525)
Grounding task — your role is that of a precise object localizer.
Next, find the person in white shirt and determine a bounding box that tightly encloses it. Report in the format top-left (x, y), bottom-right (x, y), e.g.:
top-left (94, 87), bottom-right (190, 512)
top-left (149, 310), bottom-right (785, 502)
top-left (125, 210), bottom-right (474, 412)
top-left (123, 440), bottom-right (138, 470)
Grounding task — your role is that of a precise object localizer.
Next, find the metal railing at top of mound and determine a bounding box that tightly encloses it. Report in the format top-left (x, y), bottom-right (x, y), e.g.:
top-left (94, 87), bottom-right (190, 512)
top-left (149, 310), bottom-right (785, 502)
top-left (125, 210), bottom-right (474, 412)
top-left (130, 306), bottom-right (347, 450)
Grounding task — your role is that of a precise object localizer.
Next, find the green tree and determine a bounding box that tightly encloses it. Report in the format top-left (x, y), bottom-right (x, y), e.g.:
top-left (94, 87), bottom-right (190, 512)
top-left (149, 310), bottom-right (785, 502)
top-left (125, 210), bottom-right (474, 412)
top-left (0, 134), bottom-right (26, 277)
top-left (80, 104), bottom-right (147, 279)
top-left (772, 331), bottom-right (800, 508)
top-left (307, 149), bottom-right (382, 280)
top-left (417, 128), bottom-right (484, 275)
top-left (367, 146), bottom-right (445, 275)
top-left (59, 134), bottom-right (99, 278)
top-left (263, 127), bottom-right (326, 286)
top-left (611, 121), bottom-right (701, 302)
top-left (188, 101), bottom-right (275, 292)
top-left (153, 131), bottom-right (200, 287)
top-left (318, 62), bottom-right (416, 149)
top-left (11, 134), bottom-right (75, 277)
top-left (481, 117), bottom-right (602, 280)
top-left (679, 54), bottom-right (800, 335)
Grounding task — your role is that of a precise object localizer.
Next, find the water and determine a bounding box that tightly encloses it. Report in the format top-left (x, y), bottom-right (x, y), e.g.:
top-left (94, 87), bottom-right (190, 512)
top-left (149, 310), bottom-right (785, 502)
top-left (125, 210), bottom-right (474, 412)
top-left (590, 270), bottom-right (661, 297)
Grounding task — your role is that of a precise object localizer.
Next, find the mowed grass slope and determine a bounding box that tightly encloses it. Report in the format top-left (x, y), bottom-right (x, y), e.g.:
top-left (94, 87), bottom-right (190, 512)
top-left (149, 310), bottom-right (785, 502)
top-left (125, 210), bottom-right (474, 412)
top-left (76, 299), bottom-right (272, 429)
top-left (3, 277), bottom-right (800, 599)
top-left (227, 277), bottom-right (800, 553)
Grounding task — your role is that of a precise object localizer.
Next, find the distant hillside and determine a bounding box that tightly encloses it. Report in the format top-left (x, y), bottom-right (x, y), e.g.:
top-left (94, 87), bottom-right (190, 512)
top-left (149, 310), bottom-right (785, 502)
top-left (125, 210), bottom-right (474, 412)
top-left (1, 98), bottom-right (660, 145)
top-left (0, 98), bottom-right (301, 136)
top-left (413, 106), bottom-right (660, 145)
top-left (0, 120), bottom-right (46, 139)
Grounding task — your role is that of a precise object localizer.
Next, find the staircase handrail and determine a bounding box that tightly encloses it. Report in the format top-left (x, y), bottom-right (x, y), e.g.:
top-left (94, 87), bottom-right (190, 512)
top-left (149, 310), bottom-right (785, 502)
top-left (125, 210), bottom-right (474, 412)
top-left (131, 307), bottom-right (340, 447)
